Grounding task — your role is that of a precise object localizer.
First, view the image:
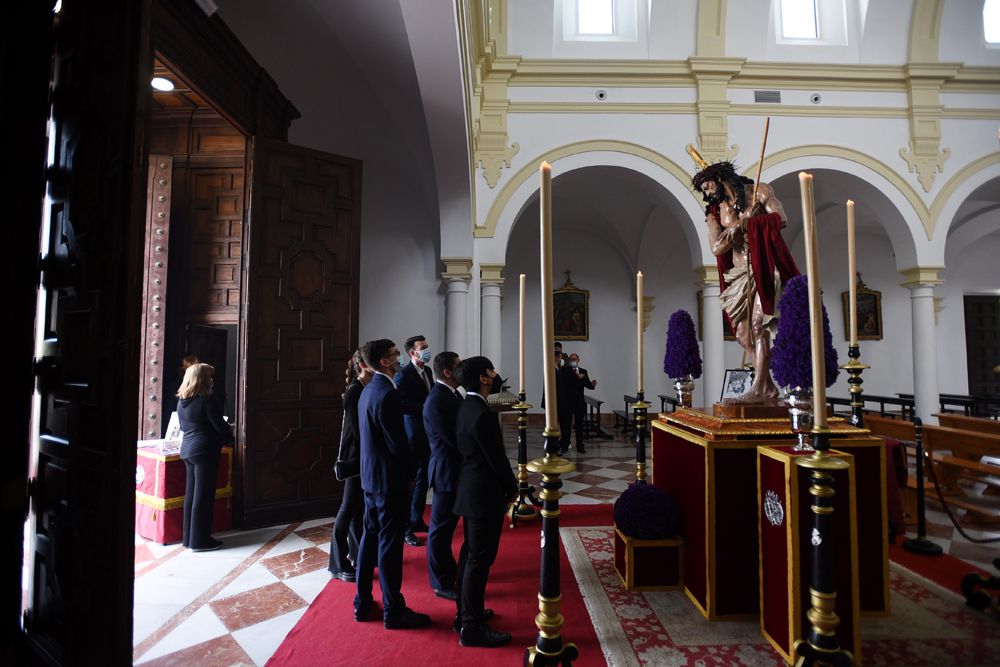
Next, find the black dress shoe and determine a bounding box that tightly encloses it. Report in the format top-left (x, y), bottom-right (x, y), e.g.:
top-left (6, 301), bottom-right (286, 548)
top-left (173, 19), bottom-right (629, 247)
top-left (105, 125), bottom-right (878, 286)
top-left (412, 521), bottom-right (430, 533)
top-left (190, 539), bottom-right (224, 552)
top-left (452, 608), bottom-right (494, 632)
top-left (460, 624), bottom-right (511, 647)
top-left (404, 531), bottom-right (424, 547)
top-left (434, 587), bottom-right (458, 601)
top-left (575, 446), bottom-right (586, 453)
top-left (384, 607), bottom-right (431, 630)
top-left (354, 604), bottom-right (379, 622)
top-left (331, 568), bottom-right (356, 583)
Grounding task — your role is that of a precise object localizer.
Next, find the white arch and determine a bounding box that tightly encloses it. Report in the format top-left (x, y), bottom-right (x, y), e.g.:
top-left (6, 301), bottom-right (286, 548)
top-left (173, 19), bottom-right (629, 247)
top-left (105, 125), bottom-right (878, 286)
top-left (759, 154), bottom-right (924, 269)
top-left (931, 159), bottom-right (1000, 262)
top-left (475, 148), bottom-right (711, 267)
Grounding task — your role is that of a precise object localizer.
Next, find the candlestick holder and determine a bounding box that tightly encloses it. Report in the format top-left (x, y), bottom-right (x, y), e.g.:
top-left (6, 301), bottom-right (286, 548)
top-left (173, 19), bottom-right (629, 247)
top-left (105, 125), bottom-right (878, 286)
top-left (793, 428), bottom-right (854, 667)
top-left (839, 344), bottom-right (869, 428)
top-left (509, 392), bottom-right (541, 527)
top-left (525, 428), bottom-right (578, 666)
top-left (633, 391), bottom-right (650, 483)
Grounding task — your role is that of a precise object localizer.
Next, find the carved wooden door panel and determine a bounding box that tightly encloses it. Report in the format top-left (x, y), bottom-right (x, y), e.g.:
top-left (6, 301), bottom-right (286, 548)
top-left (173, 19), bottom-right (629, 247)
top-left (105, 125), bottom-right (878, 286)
top-left (20, 0), bottom-right (149, 663)
top-left (239, 138), bottom-right (361, 527)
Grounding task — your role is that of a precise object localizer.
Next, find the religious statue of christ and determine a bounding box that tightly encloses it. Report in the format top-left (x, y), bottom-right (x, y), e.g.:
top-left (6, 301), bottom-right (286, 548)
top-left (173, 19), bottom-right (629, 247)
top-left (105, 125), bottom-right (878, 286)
top-left (688, 148), bottom-right (800, 404)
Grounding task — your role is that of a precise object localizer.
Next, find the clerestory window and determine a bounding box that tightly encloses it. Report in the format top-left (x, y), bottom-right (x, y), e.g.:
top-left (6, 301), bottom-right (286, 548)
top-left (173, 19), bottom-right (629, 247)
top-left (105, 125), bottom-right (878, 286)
top-left (985, 0), bottom-right (1000, 44)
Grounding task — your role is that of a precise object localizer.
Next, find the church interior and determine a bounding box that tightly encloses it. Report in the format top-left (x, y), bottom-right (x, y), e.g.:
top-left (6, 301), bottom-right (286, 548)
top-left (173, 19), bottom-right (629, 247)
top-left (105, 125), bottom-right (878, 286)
top-left (3, 0), bottom-right (1000, 665)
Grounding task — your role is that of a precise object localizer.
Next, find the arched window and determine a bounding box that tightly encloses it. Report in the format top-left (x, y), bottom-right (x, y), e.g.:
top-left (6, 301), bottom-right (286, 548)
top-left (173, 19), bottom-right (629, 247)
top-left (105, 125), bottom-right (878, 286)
top-left (562, 0), bottom-right (637, 43)
top-left (780, 0), bottom-right (818, 39)
top-left (775, 0), bottom-right (847, 46)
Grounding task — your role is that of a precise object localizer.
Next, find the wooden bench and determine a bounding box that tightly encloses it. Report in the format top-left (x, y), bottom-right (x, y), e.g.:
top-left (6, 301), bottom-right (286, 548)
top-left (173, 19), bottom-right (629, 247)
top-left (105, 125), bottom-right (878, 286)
top-left (825, 396), bottom-right (854, 418)
top-left (935, 413), bottom-right (1000, 437)
top-left (614, 395), bottom-right (643, 434)
top-left (863, 394), bottom-right (915, 421)
top-left (583, 395), bottom-right (614, 440)
top-left (869, 417), bottom-right (1000, 523)
top-left (657, 394), bottom-right (680, 414)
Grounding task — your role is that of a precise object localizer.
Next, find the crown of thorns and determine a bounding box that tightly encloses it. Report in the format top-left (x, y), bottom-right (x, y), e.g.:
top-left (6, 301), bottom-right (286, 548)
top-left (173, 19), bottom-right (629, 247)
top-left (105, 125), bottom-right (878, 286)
top-left (691, 161), bottom-right (741, 190)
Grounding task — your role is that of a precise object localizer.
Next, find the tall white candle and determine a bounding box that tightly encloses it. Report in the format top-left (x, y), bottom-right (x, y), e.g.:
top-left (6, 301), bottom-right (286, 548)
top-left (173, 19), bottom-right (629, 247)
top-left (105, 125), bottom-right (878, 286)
top-left (847, 200), bottom-right (857, 346)
top-left (519, 273), bottom-right (526, 394)
top-left (539, 163), bottom-right (558, 432)
top-left (799, 173), bottom-right (827, 428)
top-left (637, 271), bottom-right (644, 393)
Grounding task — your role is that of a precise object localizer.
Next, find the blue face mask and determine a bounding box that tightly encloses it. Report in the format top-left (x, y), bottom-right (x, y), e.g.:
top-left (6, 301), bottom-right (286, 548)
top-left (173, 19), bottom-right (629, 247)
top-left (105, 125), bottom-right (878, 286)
top-left (418, 348), bottom-right (432, 364)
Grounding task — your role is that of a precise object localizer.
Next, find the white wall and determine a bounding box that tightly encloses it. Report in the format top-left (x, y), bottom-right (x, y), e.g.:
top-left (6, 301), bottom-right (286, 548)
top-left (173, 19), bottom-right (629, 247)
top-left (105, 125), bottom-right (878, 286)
top-left (216, 0), bottom-right (446, 352)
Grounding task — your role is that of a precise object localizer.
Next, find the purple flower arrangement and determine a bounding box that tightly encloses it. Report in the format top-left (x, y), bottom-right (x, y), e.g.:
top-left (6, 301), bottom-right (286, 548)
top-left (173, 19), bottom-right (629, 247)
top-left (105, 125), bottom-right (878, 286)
top-left (614, 482), bottom-right (679, 539)
top-left (770, 275), bottom-right (840, 390)
top-left (663, 310), bottom-right (702, 379)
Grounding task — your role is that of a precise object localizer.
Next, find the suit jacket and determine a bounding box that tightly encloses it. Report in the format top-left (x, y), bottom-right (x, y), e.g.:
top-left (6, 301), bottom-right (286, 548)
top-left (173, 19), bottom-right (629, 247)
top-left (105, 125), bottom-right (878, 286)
top-left (423, 382), bottom-right (463, 493)
top-left (394, 362), bottom-right (432, 459)
top-left (359, 373), bottom-right (415, 495)
top-left (453, 395), bottom-right (518, 518)
top-left (177, 394), bottom-right (233, 460)
top-left (567, 366), bottom-right (596, 404)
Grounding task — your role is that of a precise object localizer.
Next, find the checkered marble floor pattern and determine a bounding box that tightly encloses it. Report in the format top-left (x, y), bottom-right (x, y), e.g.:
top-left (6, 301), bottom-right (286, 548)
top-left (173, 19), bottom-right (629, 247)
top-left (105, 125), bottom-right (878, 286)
top-left (131, 424), bottom-right (998, 666)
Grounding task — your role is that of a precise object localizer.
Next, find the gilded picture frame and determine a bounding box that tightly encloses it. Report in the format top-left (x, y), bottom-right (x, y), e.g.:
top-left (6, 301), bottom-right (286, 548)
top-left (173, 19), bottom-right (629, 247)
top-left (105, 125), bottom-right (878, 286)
top-left (554, 273), bottom-right (589, 341)
top-left (841, 275), bottom-right (882, 341)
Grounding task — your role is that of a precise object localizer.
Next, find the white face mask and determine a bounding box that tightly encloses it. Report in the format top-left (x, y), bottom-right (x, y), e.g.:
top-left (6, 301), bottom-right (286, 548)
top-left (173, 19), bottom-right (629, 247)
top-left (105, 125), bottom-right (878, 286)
top-left (569, 361), bottom-right (578, 368)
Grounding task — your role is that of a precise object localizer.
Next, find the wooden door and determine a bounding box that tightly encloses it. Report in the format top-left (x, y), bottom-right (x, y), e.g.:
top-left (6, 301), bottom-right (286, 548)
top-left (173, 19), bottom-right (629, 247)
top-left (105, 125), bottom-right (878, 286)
top-left (17, 0), bottom-right (150, 663)
top-left (186, 324), bottom-right (231, 415)
top-left (964, 295), bottom-right (1000, 397)
top-left (239, 138), bottom-right (361, 527)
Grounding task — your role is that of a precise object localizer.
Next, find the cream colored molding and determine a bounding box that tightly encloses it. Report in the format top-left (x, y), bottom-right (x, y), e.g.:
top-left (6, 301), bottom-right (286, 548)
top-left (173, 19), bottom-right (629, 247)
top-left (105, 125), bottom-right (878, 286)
top-left (689, 57), bottom-right (745, 164)
top-left (696, 0), bottom-right (726, 58)
top-left (694, 265), bottom-right (720, 286)
top-left (940, 108), bottom-right (1000, 120)
top-left (480, 262), bottom-right (505, 284)
top-left (477, 140), bottom-right (698, 239)
top-left (730, 104), bottom-right (907, 118)
top-left (441, 257), bottom-right (474, 282)
top-left (642, 296), bottom-right (655, 333)
top-left (510, 59), bottom-right (692, 86)
top-left (508, 102), bottom-right (697, 114)
top-left (899, 266), bottom-right (944, 288)
top-left (900, 63), bottom-right (958, 192)
top-left (900, 2), bottom-right (952, 193)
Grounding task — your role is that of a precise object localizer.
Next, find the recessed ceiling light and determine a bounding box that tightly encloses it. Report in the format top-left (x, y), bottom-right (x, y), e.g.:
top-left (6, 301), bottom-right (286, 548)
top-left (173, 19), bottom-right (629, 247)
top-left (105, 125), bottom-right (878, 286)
top-left (151, 77), bottom-right (175, 92)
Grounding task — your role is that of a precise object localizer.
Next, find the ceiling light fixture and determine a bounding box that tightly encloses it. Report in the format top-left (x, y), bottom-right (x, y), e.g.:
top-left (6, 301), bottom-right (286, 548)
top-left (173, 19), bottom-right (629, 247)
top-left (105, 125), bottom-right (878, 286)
top-left (151, 77), bottom-right (175, 92)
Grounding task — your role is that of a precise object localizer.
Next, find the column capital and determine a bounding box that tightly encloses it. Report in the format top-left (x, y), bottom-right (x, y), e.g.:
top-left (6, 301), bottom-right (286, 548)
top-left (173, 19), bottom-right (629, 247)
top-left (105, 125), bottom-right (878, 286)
top-left (693, 265), bottom-right (720, 286)
top-left (441, 257), bottom-right (473, 283)
top-left (480, 262), bottom-right (505, 285)
top-left (899, 265), bottom-right (944, 289)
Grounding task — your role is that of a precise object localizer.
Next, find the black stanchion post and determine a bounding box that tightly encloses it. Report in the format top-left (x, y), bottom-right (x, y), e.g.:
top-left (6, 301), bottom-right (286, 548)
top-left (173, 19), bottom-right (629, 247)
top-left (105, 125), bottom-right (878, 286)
top-left (793, 427), bottom-right (854, 667)
top-left (510, 391), bottom-right (540, 527)
top-left (840, 343), bottom-right (869, 428)
top-left (525, 428), bottom-right (578, 666)
top-left (633, 391), bottom-right (649, 483)
top-left (903, 418), bottom-right (943, 557)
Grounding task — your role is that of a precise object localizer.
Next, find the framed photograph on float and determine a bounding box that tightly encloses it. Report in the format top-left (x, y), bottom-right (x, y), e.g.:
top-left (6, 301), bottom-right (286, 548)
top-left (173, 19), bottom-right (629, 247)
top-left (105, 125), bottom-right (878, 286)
top-left (553, 271), bottom-right (589, 341)
top-left (841, 274), bottom-right (883, 341)
top-left (721, 369), bottom-right (754, 401)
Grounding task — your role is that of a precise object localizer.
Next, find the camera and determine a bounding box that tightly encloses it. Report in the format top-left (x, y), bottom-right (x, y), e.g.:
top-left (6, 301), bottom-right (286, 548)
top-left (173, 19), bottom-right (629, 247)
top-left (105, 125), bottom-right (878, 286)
top-left (595, 89), bottom-right (607, 101)
top-left (809, 93), bottom-right (822, 104)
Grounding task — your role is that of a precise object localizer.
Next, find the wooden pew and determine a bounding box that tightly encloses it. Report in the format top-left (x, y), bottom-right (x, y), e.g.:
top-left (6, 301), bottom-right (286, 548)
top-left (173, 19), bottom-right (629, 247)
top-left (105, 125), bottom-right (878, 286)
top-left (613, 394), bottom-right (645, 434)
top-left (921, 425), bottom-right (1000, 523)
top-left (935, 413), bottom-right (1000, 437)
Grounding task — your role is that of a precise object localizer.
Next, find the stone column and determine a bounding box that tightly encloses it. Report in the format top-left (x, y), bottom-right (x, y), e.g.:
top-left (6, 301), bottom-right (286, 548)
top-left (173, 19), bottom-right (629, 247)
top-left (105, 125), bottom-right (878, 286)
top-left (697, 266), bottom-right (725, 408)
top-left (901, 267), bottom-right (943, 424)
top-left (442, 258), bottom-right (472, 357)
top-left (480, 264), bottom-right (504, 369)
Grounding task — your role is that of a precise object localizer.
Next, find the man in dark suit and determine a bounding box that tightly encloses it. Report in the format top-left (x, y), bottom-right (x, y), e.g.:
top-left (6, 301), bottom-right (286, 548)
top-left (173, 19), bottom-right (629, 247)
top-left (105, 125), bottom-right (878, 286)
top-left (422, 351), bottom-right (463, 600)
top-left (565, 352), bottom-right (597, 453)
top-left (394, 334), bottom-right (433, 547)
top-left (354, 338), bottom-right (430, 630)
top-left (453, 356), bottom-right (518, 648)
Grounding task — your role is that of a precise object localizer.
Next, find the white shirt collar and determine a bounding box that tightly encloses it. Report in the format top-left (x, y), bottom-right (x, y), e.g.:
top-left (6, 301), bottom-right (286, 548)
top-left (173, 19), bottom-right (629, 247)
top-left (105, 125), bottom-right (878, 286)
top-left (466, 391), bottom-right (488, 403)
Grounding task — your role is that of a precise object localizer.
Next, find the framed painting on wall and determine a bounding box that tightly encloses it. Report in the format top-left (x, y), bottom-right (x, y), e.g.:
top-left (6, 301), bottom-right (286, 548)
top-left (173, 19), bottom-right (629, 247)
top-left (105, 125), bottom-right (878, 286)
top-left (842, 274), bottom-right (883, 341)
top-left (554, 272), bottom-right (589, 341)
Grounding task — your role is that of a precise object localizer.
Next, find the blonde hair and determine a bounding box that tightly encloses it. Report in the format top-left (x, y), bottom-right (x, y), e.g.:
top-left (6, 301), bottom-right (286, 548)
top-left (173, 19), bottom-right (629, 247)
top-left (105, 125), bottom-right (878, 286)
top-left (177, 363), bottom-right (215, 399)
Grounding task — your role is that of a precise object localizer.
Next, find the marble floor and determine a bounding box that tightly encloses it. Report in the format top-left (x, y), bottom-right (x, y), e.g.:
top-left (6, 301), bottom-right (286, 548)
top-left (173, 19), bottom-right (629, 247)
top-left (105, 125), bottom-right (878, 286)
top-left (131, 424), bottom-right (1000, 666)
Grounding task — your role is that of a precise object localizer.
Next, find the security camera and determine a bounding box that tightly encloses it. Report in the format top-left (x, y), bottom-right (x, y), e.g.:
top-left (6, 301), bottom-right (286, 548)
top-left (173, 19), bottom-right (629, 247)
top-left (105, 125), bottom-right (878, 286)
top-left (595, 89), bottom-right (607, 101)
top-left (810, 93), bottom-right (822, 104)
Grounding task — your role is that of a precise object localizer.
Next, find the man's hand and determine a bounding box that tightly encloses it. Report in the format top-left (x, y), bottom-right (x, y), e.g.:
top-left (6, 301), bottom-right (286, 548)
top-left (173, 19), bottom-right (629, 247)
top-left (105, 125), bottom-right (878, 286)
top-left (592, 380), bottom-right (598, 388)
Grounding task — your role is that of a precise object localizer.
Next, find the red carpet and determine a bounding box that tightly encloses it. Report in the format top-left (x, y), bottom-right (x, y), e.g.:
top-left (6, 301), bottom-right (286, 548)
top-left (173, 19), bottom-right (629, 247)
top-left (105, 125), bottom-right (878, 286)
top-left (888, 541), bottom-right (992, 596)
top-left (266, 506), bottom-right (612, 666)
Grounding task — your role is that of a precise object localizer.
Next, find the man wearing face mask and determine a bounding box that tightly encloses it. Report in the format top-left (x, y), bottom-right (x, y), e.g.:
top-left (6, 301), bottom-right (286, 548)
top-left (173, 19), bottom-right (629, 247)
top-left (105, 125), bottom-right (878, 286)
top-left (394, 334), bottom-right (433, 547)
top-left (354, 339), bottom-right (428, 629)
top-left (453, 356), bottom-right (518, 647)
top-left (565, 353), bottom-right (597, 454)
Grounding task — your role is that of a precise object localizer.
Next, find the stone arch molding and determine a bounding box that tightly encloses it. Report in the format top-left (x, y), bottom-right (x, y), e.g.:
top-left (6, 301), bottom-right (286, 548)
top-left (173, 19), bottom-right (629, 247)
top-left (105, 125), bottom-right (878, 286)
top-left (747, 146), bottom-right (929, 269)
top-left (476, 140), bottom-right (713, 267)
